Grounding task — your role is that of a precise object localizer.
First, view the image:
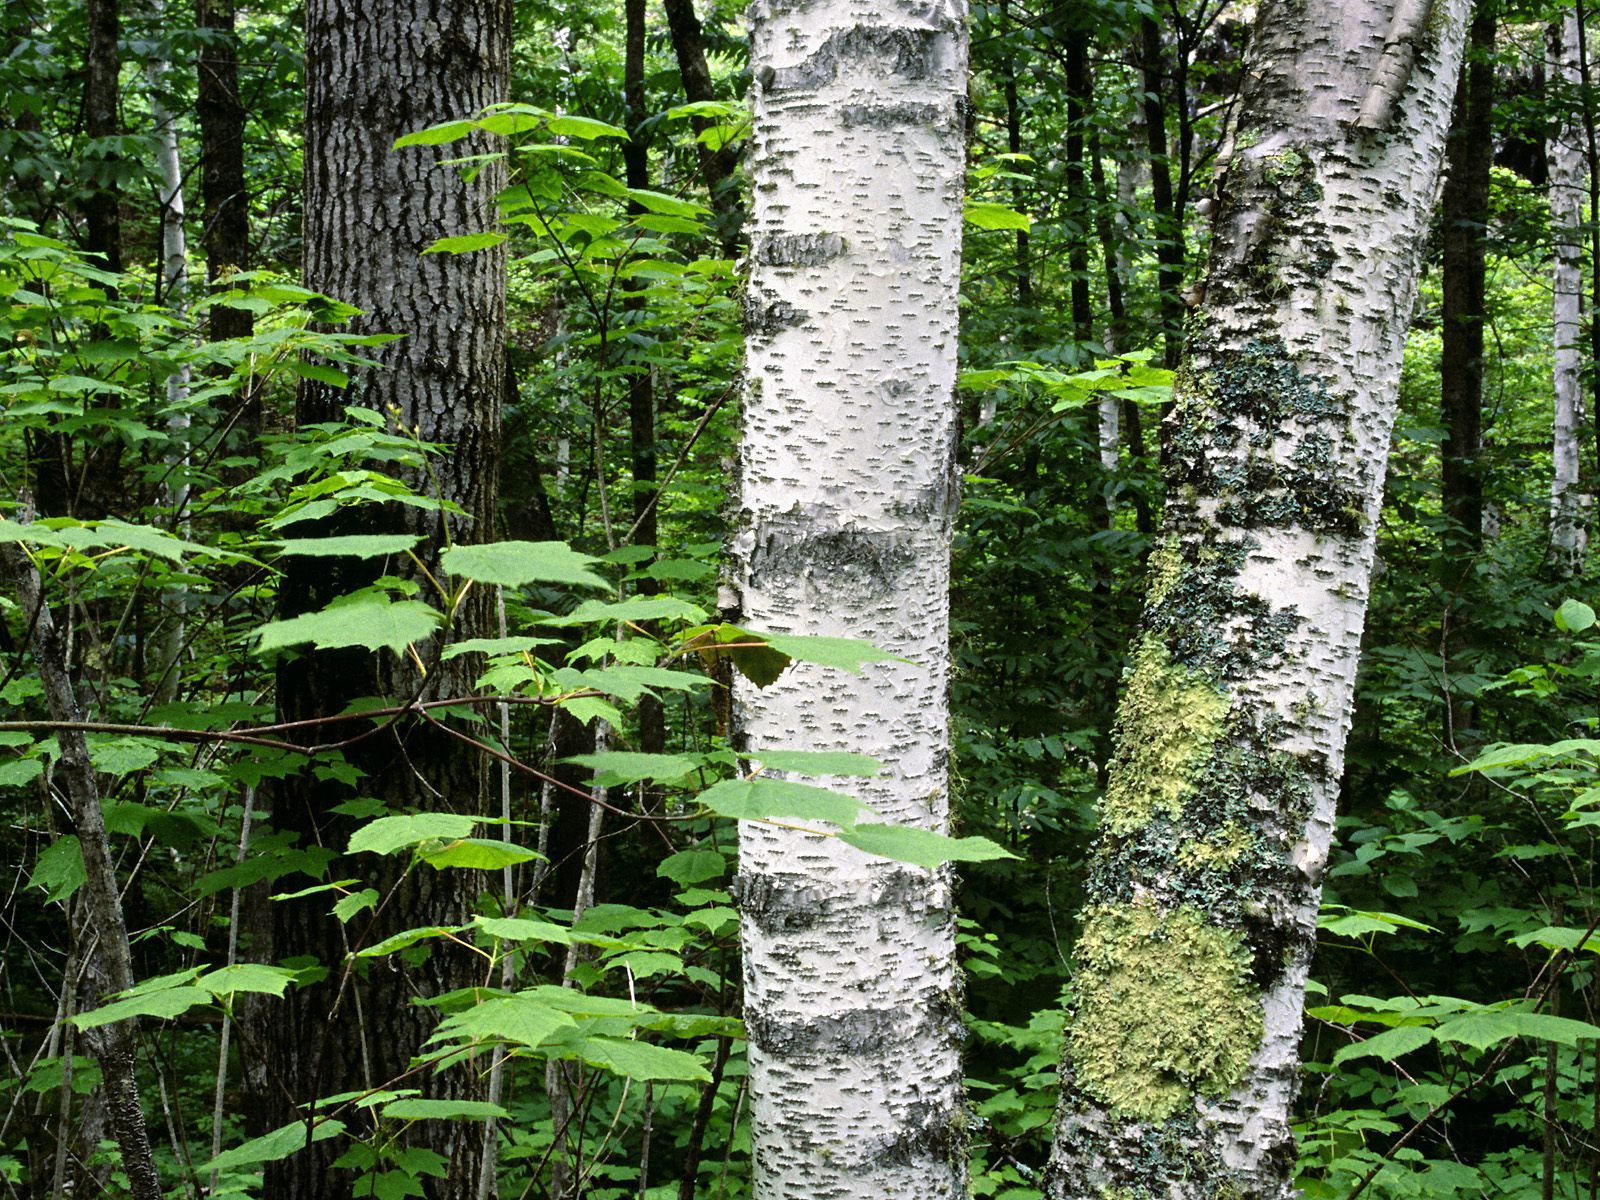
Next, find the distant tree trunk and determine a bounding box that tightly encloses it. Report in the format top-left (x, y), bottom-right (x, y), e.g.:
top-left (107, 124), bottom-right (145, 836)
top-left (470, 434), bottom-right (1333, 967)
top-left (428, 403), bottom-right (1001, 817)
top-left (83, 0), bottom-right (123, 274)
top-left (734, 0), bottom-right (968, 1196)
top-left (662, 0), bottom-right (741, 249)
top-left (1000, 0), bottom-right (1031, 314)
top-left (254, 3), bottom-right (511, 1198)
top-left (1552, 6), bottom-right (1590, 573)
top-left (1045, 1), bottom-right (1470, 1196)
top-left (1140, 14), bottom-right (1185, 371)
top-left (1438, 8), bottom-right (1494, 742)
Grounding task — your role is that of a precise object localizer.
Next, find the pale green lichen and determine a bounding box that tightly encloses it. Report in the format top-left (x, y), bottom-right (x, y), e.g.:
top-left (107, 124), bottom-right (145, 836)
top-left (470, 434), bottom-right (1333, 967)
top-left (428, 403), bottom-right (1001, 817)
top-left (1143, 536), bottom-right (1182, 609)
top-left (1068, 901), bottom-right (1264, 1123)
top-left (1101, 636), bottom-right (1229, 836)
top-left (1175, 820), bottom-right (1254, 870)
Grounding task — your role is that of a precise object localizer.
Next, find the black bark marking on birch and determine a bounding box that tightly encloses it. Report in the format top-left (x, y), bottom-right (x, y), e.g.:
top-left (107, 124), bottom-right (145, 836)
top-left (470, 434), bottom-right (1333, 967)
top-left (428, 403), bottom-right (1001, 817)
top-left (745, 288), bottom-right (809, 335)
top-left (745, 997), bottom-right (962, 1059)
top-left (755, 231), bottom-right (848, 266)
top-left (757, 26), bottom-right (942, 94)
top-left (733, 864), bottom-right (943, 934)
top-left (748, 522), bottom-right (921, 594)
top-left (839, 101), bottom-right (947, 129)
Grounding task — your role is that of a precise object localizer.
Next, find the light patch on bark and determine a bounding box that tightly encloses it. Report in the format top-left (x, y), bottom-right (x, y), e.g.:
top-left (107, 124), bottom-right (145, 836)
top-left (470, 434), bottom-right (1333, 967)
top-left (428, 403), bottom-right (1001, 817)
top-left (1550, 7), bottom-right (1589, 572)
top-left (733, 0), bottom-right (968, 1196)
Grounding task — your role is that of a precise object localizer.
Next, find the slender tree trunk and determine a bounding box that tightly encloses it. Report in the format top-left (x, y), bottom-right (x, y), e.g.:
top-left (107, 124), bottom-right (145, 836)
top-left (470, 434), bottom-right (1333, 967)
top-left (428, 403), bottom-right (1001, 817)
top-left (1, 540), bottom-right (163, 1200)
top-left (254, 3), bottom-right (511, 1197)
top-left (734, 1), bottom-right (968, 1196)
top-left (1141, 14), bottom-right (1185, 371)
top-left (1045, 1), bottom-right (1471, 1196)
top-left (1000, 0), bottom-right (1031, 314)
top-left (1552, 6), bottom-right (1590, 573)
top-left (83, 0), bottom-right (123, 274)
top-left (662, 0), bottom-right (742, 249)
top-left (1438, 7), bottom-right (1494, 743)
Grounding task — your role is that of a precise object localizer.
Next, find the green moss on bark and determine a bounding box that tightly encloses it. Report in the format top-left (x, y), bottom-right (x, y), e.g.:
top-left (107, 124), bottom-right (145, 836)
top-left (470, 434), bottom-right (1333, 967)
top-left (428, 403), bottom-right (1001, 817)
top-left (1100, 636), bottom-right (1228, 836)
top-left (1068, 901), bottom-right (1263, 1123)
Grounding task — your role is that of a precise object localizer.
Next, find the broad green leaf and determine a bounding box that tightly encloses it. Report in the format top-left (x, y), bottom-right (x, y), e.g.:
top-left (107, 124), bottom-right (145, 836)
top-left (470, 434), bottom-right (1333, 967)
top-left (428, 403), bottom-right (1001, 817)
top-left (472, 915), bottom-right (575, 945)
top-left (745, 750), bottom-right (881, 776)
top-left (420, 838), bottom-right (542, 871)
top-left (657, 849), bottom-right (726, 885)
top-left (0, 756), bottom-right (44, 786)
top-left (30, 836), bottom-right (85, 903)
top-left (1332, 1025), bottom-right (1436, 1065)
top-left (695, 777), bottom-right (870, 825)
top-left (1434, 1011), bottom-right (1525, 1051)
top-left (196, 964), bottom-right (299, 998)
top-left (1318, 908), bottom-right (1437, 937)
top-left (357, 925), bottom-right (464, 958)
top-left (256, 594), bottom-right (443, 654)
top-left (742, 629), bottom-right (899, 674)
top-left (380, 1099), bottom-right (509, 1121)
top-left (965, 201), bottom-right (1032, 230)
top-left (89, 736), bottom-right (162, 775)
top-left (1507, 1012), bottom-right (1600, 1045)
top-left (547, 114), bottom-right (627, 140)
top-left (274, 534), bottom-right (422, 558)
top-left (563, 751), bottom-right (699, 786)
top-left (74, 986), bottom-right (212, 1030)
top-left (1556, 598), bottom-right (1596, 633)
top-left (200, 1118), bottom-right (347, 1173)
top-left (442, 636), bottom-right (562, 659)
top-left (348, 812), bottom-right (477, 855)
top-left (429, 994), bottom-right (575, 1048)
top-left (570, 1035), bottom-right (711, 1082)
top-left (836, 824), bottom-right (1018, 868)
top-left (334, 888), bottom-right (379, 923)
top-left (439, 540), bottom-right (607, 589)
top-left (422, 232), bottom-right (507, 255)
top-left (1510, 926), bottom-right (1600, 954)
top-left (393, 120), bottom-right (477, 148)
top-left (550, 595), bottom-right (708, 627)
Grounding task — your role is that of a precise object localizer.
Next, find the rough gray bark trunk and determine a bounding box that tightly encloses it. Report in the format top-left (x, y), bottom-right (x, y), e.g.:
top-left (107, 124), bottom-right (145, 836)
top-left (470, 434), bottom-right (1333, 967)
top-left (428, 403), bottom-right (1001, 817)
top-left (1, 539), bottom-right (162, 1200)
top-left (1551, 6), bottom-right (1590, 572)
top-left (732, 1), bottom-right (969, 1196)
top-left (255, 3), bottom-right (511, 1197)
top-left (1045, 1), bottom-right (1471, 1197)
top-left (661, 0), bottom-right (742, 249)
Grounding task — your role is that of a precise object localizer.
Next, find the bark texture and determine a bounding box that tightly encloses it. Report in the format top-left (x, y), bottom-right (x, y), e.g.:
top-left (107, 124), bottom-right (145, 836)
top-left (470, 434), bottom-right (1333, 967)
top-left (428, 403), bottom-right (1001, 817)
top-left (1045, 1), bottom-right (1471, 1197)
top-left (732, 1), bottom-right (968, 1196)
top-left (1551, 7), bottom-right (1589, 572)
top-left (196, 0), bottom-right (253, 344)
top-left (253, 3), bottom-right (510, 1197)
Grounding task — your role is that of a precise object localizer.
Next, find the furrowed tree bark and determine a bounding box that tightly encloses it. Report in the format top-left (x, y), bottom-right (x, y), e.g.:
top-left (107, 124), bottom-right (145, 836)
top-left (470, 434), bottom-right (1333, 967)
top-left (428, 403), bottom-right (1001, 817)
top-left (83, 0), bottom-right (123, 276)
top-left (1551, 5), bottom-right (1589, 573)
top-left (253, 3), bottom-right (510, 1197)
top-left (1140, 14), bottom-right (1185, 371)
top-left (196, 0), bottom-right (251, 343)
top-left (1, 540), bottom-right (162, 1200)
top-left (1438, 7), bottom-right (1494, 741)
top-left (1044, 1), bottom-right (1471, 1197)
top-left (733, 1), bottom-right (968, 1196)
top-left (661, 0), bottom-right (742, 250)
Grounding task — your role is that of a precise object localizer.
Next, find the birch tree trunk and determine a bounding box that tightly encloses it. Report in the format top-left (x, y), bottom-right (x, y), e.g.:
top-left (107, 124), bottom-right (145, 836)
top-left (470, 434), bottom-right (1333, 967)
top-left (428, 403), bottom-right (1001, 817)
top-left (1551, 5), bottom-right (1590, 573)
top-left (1045, 2), bottom-right (1471, 1197)
top-left (732, 1), bottom-right (968, 1196)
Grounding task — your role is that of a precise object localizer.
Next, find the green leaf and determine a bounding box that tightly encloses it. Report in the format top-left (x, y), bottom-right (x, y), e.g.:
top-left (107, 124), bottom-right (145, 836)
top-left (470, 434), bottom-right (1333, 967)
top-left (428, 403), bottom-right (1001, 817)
top-left (1332, 1025), bottom-right (1436, 1065)
top-left (1556, 598), bottom-right (1596, 633)
top-left (745, 749), bottom-right (881, 776)
top-left (334, 888), bottom-right (379, 923)
top-left (196, 964), bottom-right (299, 998)
top-left (472, 915), bottom-right (575, 945)
top-left (570, 1035), bottom-right (710, 1082)
top-left (199, 1118), bottom-right (346, 1173)
top-left (550, 595), bottom-right (708, 627)
top-left (1318, 908), bottom-right (1438, 938)
top-left (380, 1099), bottom-right (510, 1121)
top-left (74, 986), bottom-right (212, 1030)
top-left (274, 534), bottom-right (422, 558)
top-left (439, 540), bottom-right (608, 589)
top-left (30, 836), bottom-right (85, 903)
top-left (89, 736), bottom-right (162, 775)
top-left (429, 994), bottom-right (575, 1048)
top-left (740, 629), bottom-right (899, 674)
top-left (419, 838), bottom-right (541, 871)
top-left (442, 636), bottom-right (562, 659)
top-left (965, 201), bottom-right (1032, 231)
top-left (357, 925), bottom-right (464, 958)
top-left (546, 114), bottom-right (628, 140)
top-left (695, 777), bottom-right (870, 825)
top-left (562, 751), bottom-right (699, 786)
top-left (657, 849), bottom-right (726, 885)
top-left (393, 120), bottom-right (477, 148)
top-left (836, 824), bottom-right (1018, 868)
top-left (256, 594), bottom-right (443, 655)
top-left (0, 756), bottom-right (44, 786)
top-left (422, 231), bottom-right (508, 255)
top-left (348, 812), bottom-right (478, 855)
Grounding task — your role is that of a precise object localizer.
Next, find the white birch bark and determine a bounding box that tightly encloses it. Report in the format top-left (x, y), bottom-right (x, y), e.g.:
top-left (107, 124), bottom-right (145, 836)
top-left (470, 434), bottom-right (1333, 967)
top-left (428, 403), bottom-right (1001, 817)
top-left (1551, 6), bottom-right (1589, 573)
top-left (1046, 2), bottom-right (1471, 1197)
top-left (732, 2), bottom-right (968, 1196)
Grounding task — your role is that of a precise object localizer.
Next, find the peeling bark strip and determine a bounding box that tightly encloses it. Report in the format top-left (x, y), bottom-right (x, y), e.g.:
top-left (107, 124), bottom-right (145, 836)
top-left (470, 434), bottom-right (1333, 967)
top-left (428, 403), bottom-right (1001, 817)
top-left (733, 0), bottom-right (968, 1197)
top-left (1046, 2), bottom-right (1471, 1198)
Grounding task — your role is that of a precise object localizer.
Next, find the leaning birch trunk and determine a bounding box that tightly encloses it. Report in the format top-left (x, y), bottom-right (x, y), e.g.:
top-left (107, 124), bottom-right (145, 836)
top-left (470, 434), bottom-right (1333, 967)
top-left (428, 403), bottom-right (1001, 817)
top-left (732, 2), bottom-right (968, 1197)
top-left (1551, 5), bottom-right (1589, 573)
top-left (1045, 2), bottom-right (1471, 1198)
